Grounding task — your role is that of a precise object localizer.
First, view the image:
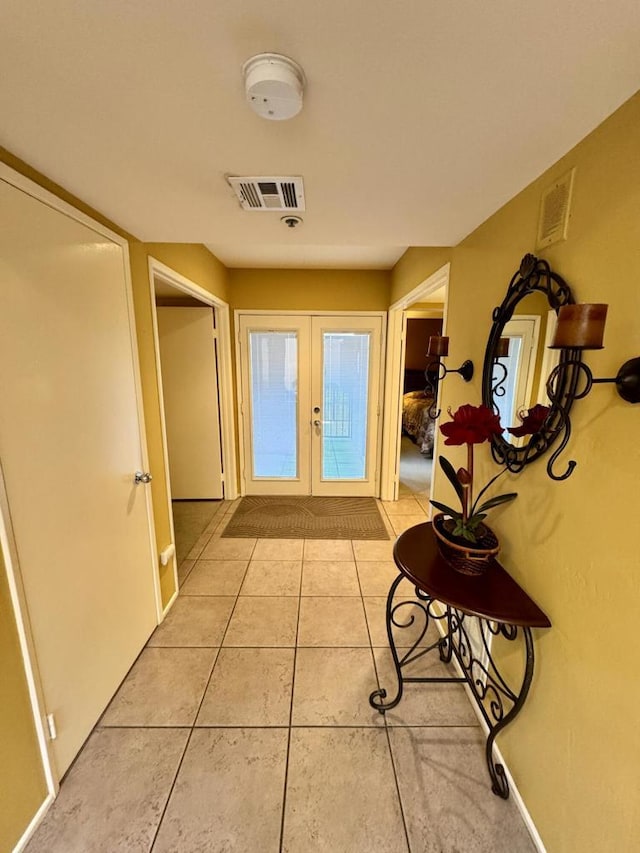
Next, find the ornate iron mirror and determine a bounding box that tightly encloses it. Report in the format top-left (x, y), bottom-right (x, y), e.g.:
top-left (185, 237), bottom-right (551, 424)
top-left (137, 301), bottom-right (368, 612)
top-left (482, 254), bottom-right (581, 477)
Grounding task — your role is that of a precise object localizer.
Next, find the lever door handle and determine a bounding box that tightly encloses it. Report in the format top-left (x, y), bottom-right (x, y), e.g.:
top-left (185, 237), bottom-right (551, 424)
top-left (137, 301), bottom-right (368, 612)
top-left (134, 471), bottom-right (153, 485)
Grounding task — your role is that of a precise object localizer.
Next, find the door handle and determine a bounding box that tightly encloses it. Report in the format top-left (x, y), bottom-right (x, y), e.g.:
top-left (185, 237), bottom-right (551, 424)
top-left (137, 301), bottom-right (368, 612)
top-left (313, 420), bottom-right (322, 427)
top-left (134, 471), bottom-right (153, 485)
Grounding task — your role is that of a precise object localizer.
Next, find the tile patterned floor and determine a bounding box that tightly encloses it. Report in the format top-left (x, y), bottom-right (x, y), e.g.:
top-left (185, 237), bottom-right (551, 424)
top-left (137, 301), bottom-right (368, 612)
top-left (27, 498), bottom-right (535, 853)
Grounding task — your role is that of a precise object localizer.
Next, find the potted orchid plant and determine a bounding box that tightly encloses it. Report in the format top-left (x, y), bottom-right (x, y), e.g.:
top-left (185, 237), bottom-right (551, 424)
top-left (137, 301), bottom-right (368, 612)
top-left (430, 404), bottom-right (517, 572)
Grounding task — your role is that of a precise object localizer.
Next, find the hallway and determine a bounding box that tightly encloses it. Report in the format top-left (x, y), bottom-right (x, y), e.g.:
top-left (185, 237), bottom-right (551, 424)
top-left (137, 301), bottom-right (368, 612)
top-left (27, 499), bottom-right (534, 852)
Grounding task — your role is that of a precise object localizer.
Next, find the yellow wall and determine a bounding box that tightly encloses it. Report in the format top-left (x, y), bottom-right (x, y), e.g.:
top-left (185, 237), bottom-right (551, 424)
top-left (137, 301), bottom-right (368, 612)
top-left (229, 268), bottom-right (390, 311)
top-left (405, 91), bottom-right (640, 851)
top-left (389, 246), bottom-right (452, 304)
top-left (0, 550), bottom-right (48, 851)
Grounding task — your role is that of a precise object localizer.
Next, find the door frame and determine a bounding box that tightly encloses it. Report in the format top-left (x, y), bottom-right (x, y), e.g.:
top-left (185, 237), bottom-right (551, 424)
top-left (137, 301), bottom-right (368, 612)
top-left (380, 263), bottom-right (450, 502)
top-left (148, 258), bottom-right (238, 600)
top-left (0, 162), bottom-right (160, 828)
top-left (234, 310), bottom-right (387, 496)
top-left (496, 315), bottom-right (542, 436)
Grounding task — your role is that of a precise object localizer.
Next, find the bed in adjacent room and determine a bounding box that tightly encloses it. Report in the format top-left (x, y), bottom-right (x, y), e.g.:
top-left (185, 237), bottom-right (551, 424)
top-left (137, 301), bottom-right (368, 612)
top-left (401, 369), bottom-right (436, 457)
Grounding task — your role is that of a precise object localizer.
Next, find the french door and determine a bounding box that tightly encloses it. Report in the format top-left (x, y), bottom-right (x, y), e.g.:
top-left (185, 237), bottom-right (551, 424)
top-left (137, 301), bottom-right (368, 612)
top-left (238, 314), bottom-right (384, 496)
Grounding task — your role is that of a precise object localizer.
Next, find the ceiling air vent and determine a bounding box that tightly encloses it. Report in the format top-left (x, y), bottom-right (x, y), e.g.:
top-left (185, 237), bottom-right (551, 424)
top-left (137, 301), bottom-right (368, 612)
top-left (227, 176), bottom-right (305, 212)
top-left (536, 168), bottom-right (575, 249)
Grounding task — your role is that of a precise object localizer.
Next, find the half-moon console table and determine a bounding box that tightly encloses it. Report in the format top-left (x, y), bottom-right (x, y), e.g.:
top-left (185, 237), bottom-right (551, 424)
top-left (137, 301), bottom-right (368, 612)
top-left (369, 521), bottom-right (551, 798)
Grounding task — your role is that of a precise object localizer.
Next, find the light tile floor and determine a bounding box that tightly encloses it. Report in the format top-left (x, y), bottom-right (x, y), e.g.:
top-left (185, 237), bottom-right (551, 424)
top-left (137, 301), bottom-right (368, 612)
top-left (28, 499), bottom-right (535, 853)
top-left (172, 499), bottom-right (224, 565)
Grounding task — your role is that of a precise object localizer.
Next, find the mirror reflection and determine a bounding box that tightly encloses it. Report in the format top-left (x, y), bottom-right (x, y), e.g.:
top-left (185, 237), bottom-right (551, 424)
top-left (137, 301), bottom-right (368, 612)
top-left (490, 290), bottom-right (559, 443)
top-left (482, 254), bottom-right (577, 472)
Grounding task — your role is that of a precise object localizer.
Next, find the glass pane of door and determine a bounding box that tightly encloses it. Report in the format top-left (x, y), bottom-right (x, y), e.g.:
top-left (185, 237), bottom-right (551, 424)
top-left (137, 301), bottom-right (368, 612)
top-left (321, 332), bottom-right (370, 480)
top-left (249, 331), bottom-right (298, 478)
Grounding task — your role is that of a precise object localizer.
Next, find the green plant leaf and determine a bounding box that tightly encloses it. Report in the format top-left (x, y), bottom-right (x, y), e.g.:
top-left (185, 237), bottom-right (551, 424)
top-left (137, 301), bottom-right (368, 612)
top-left (459, 527), bottom-right (478, 542)
top-left (438, 456), bottom-right (465, 505)
top-left (475, 493), bottom-right (518, 513)
top-left (429, 500), bottom-right (462, 520)
top-left (450, 521), bottom-right (479, 543)
top-left (466, 513), bottom-right (487, 530)
top-left (470, 467), bottom-right (509, 515)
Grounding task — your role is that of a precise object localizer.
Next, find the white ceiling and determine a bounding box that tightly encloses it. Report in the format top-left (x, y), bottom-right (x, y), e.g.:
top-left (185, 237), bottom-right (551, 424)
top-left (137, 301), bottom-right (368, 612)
top-left (1, 1), bottom-right (639, 269)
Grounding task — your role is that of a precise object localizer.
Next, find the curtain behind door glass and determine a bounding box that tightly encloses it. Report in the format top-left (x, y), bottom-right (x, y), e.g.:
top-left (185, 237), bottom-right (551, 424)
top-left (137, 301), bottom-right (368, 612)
top-left (322, 332), bottom-right (370, 480)
top-left (249, 331), bottom-right (298, 478)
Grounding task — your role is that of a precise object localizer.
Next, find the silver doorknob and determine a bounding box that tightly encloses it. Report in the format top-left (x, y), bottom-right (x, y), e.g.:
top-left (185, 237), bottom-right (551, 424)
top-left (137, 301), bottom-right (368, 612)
top-left (313, 420), bottom-right (321, 427)
top-left (134, 471), bottom-right (153, 484)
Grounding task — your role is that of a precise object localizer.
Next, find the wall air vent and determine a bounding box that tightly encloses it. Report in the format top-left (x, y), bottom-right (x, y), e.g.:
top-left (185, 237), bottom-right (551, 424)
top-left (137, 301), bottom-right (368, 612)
top-left (536, 167), bottom-right (575, 249)
top-left (227, 176), bottom-right (305, 212)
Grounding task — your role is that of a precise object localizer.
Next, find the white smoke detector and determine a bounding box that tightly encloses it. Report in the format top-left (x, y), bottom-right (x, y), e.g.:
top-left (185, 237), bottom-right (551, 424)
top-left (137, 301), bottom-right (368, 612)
top-left (243, 53), bottom-right (306, 120)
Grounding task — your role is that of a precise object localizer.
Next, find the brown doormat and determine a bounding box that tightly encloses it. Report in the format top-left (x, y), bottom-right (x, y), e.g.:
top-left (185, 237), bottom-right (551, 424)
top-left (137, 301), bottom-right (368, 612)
top-left (221, 496), bottom-right (390, 540)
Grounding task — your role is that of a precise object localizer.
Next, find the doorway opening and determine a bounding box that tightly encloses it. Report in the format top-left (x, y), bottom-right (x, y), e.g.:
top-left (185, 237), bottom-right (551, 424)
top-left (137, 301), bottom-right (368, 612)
top-left (399, 311), bottom-right (444, 498)
top-left (148, 259), bottom-right (237, 587)
top-left (380, 263), bottom-right (450, 503)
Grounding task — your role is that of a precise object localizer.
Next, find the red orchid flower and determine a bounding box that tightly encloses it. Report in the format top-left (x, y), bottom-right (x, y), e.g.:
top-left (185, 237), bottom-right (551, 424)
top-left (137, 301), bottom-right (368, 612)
top-left (507, 404), bottom-right (550, 437)
top-left (431, 404), bottom-right (517, 543)
top-left (440, 404), bottom-right (503, 446)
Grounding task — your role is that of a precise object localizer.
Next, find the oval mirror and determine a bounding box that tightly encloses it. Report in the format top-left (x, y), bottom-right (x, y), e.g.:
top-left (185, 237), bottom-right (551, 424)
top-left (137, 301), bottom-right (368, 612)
top-left (482, 254), bottom-right (581, 476)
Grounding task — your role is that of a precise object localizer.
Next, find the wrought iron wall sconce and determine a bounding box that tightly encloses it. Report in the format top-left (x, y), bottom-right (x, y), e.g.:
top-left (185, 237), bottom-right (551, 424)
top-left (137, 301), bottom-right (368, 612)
top-left (546, 303), bottom-right (640, 479)
top-left (424, 335), bottom-right (474, 418)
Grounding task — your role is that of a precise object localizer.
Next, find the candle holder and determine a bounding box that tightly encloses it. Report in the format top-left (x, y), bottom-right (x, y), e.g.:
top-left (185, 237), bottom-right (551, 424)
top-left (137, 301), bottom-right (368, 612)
top-left (424, 335), bottom-right (474, 419)
top-left (545, 304), bottom-right (640, 480)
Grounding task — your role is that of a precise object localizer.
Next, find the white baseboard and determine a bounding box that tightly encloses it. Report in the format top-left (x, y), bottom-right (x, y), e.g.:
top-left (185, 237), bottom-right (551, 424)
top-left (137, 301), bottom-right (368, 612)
top-left (486, 741), bottom-right (547, 853)
top-left (12, 793), bottom-right (54, 853)
top-left (431, 610), bottom-right (547, 852)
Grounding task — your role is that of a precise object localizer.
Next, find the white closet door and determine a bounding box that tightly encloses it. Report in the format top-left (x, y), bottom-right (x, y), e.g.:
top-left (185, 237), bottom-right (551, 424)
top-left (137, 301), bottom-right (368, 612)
top-left (157, 307), bottom-right (223, 499)
top-left (0, 175), bottom-right (157, 777)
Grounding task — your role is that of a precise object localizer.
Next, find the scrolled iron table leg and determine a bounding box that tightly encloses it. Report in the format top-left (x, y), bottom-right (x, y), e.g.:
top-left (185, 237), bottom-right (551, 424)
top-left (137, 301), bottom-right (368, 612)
top-left (369, 573), bottom-right (406, 713)
top-left (483, 625), bottom-right (535, 798)
top-left (438, 605), bottom-right (454, 663)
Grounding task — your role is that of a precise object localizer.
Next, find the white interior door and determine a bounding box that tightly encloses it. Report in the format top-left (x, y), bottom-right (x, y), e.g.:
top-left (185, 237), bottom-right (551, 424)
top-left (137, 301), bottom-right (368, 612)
top-left (238, 314), bottom-right (383, 496)
top-left (0, 175), bottom-right (158, 777)
top-left (311, 316), bottom-right (383, 496)
top-left (157, 307), bottom-right (223, 499)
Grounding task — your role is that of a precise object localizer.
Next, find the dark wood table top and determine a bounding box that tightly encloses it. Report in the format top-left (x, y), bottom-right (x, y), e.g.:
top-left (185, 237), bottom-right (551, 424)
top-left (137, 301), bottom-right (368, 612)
top-left (393, 522), bottom-right (551, 628)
